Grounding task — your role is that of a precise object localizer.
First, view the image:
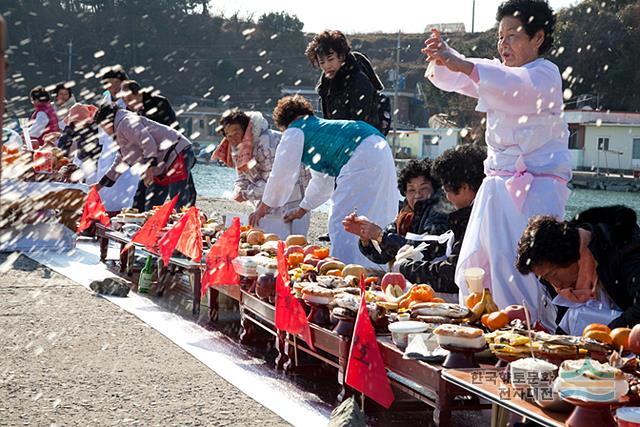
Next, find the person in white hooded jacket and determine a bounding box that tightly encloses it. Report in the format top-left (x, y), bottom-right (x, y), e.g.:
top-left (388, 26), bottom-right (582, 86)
top-left (212, 110), bottom-right (311, 238)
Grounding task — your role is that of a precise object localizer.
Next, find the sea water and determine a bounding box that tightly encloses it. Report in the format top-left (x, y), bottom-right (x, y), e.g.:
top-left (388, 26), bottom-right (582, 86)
top-left (192, 163), bottom-right (640, 219)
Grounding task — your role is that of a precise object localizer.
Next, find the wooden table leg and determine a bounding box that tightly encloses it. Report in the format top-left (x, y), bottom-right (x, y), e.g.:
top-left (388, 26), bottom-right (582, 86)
top-left (126, 246), bottom-right (135, 277)
top-left (190, 268), bottom-right (201, 317)
top-left (239, 306), bottom-right (257, 345)
top-left (119, 243), bottom-right (128, 273)
top-left (156, 258), bottom-right (168, 296)
top-left (434, 375), bottom-right (453, 427)
top-left (275, 330), bottom-right (288, 371)
top-left (208, 287), bottom-right (219, 322)
top-left (336, 337), bottom-right (352, 402)
top-left (99, 236), bottom-right (108, 262)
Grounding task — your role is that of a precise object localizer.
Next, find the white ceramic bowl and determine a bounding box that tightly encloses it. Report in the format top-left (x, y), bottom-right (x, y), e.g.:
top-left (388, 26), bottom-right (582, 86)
top-left (388, 321), bottom-right (429, 349)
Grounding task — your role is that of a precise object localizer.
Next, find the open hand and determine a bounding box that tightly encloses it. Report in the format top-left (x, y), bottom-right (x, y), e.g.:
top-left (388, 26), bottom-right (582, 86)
top-left (249, 201), bottom-right (269, 227)
top-left (283, 207), bottom-right (307, 223)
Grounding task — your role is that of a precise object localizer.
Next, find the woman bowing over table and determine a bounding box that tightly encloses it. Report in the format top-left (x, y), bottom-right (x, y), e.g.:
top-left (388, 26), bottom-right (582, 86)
top-left (249, 95), bottom-right (400, 268)
top-left (423, 0), bottom-right (572, 330)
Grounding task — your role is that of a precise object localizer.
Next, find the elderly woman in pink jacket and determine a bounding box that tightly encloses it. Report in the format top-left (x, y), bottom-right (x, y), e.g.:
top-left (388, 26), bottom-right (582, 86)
top-left (93, 104), bottom-right (196, 210)
top-left (423, 0), bottom-right (572, 330)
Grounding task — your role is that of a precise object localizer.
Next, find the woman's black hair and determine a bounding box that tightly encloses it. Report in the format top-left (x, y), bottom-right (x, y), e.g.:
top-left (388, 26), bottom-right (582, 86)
top-left (305, 30), bottom-right (351, 67)
top-left (432, 143), bottom-right (486, 194)
top-left (101, 65), bottom-right (129, 82)
top-left (93, 104), bottom-right (120, 127)
top-left (496, 0), bottom-right (556, 55)
top-left (397, 159), bottom-right (439, 197)
top-left (121, 80), bottom-right (142, 95)
top-left (219, 109), bottom-right (250, 134)
top-left (30, 85), bottom-right (50, 102)
top-left (515, 215), bottom-right (580, 275)
top-left (54, 83), bottom-right (72, 97)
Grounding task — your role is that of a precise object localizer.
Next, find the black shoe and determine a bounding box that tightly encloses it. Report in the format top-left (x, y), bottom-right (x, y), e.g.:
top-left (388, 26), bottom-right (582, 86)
top-left (90, 277), bottom-right (130, 297)
top-left (318, 233), bottom-right (331, 242)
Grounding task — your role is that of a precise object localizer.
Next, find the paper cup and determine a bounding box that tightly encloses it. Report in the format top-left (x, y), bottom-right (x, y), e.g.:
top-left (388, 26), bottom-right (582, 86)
top-left (463, 267), bottom-right (485, 293)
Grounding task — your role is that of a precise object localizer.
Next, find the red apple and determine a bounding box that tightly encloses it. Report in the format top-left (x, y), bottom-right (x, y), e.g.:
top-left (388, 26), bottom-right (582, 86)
top-left (629, 324), bottom-right (640, 354)
top-left (381, 272), bottom-right (407, 292)
top-left (284, 245), bottom-right (304, 257)
top-left (503, 305), bottom-right (527, 322)
top-left (303, 245), bottom-right (320, 256)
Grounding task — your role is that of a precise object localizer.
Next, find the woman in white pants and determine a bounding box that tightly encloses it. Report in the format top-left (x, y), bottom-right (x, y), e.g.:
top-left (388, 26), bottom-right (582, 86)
top-left (249, 95), bottom-right (400, 268)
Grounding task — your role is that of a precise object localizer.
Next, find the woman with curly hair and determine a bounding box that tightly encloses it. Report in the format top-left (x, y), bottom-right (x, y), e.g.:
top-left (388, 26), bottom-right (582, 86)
top-left (342, 158), bottom-right (449, 266)
top-left (249, 95), bottom-right (400, 267)
top-left (396, 144), bottom-right (486, 293)
top-left (211, 109), bottom-right (311, 238)
top-left (305, 30), bottom-right (386, 133)
top-left (423, 0), bottom-right (571, 329)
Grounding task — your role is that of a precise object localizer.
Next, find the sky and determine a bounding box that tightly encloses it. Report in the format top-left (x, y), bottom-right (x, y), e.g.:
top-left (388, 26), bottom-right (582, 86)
top-left (208, 0), bottom-right (579, 34)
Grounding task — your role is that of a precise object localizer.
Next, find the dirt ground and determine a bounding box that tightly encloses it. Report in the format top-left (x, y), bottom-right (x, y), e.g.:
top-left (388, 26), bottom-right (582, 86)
top-left (0, 253), bottom-right (288, 427)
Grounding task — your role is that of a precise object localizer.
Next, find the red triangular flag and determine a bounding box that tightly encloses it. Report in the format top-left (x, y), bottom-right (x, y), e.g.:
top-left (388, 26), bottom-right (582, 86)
top-left (77, 185), bottom-right (110, 233)
top-left (126, 195), bottom-right (178, 252)
top-left (201, 217), bottom-right (241, 296)
top-left (345, 275), bottom-right (394, 408)
top-left (175, 207), bottom-right (202, 262)
top-left (275, 241), bottom-right (314, 350)
top-left (157, 206), bottom-right (202, 266)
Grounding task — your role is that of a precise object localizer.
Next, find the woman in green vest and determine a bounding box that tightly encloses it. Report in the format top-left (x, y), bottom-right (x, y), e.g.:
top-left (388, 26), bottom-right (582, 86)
top-left (249, 95), bottom-right (400, 268)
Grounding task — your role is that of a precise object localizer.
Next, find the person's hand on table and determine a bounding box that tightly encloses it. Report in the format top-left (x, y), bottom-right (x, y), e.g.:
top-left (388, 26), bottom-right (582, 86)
top-left (341, 212), bottom-right (383, 242)
top-left (283, 207), bottom-right (307, 223)
top-left (249, 201), bottom-right (269, 227)
top-left (143, 166), bottom-right (155, 186)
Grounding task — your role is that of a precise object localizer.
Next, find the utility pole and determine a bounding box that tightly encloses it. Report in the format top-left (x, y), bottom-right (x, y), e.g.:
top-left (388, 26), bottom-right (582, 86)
top-left (67, 40), bottom-right (72, 81)
top-left (471, 0), bottom-right (476, 33)
top-left (391, 30), bottom-right (400, 160)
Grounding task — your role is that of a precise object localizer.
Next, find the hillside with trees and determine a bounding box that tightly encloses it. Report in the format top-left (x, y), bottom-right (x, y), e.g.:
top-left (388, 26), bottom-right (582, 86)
top-left (2, 0), bottom-right (639, 142)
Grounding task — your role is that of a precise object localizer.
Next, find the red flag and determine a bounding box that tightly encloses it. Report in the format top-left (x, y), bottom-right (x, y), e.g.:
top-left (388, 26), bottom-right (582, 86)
top-left (157, 206), bottom-right (202, 266)
top-left (77, 185), bottom-right (110, 233)
top-left (126, 195), bottom-right (178, 252)
top-left (345, 275), bottom-right (394, 408)
top-left (275, 241), bottom-right (314, 350)
top-left (201, 217), bottom-right (241, 296)
top-left (175, 207), bottom-right (202, 262)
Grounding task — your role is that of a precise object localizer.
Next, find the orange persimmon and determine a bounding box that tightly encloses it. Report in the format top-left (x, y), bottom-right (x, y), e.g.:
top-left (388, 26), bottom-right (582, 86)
top-left (482, 311), bottom-right (510, 331)
top-left (584, 330), bottom-right (613, 345)
top-left (583, 324), bottom-right (611, 336)
top-left (313, 247), bottom-right (330, 260)
top-left (288, 252), bottom-right (305, 268)
top-left (430, 297), bottom-right (446, 303)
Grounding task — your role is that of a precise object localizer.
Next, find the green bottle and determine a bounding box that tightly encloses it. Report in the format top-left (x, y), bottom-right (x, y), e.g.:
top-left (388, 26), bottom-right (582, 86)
top-left (138, 256), bottom-right (154, 293)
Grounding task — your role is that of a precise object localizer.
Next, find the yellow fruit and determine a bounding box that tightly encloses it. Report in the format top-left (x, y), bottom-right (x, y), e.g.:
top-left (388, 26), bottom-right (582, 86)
top-left (465, 292), bottom-right (482, 310)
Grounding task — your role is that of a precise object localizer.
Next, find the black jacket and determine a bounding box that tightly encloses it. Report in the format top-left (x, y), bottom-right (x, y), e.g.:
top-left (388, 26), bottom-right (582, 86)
top-left (566, 206), bottom-right (640, 328)
top-left (398, 205), bottom-right (473, 293)
top-left (358, 193), bottom-right (450, 265)
top-left (140, 93), bottom-right (177, 128)
top-left (317, 52), bottom-right (383, 131)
